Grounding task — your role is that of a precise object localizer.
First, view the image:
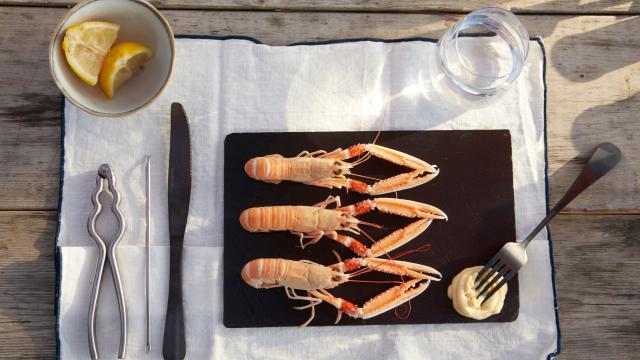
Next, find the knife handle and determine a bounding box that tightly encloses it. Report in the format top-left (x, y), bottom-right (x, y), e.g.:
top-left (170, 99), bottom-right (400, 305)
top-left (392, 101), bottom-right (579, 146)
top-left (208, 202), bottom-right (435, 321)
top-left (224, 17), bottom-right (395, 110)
top-left (163, 245), bottom-right (186, 359)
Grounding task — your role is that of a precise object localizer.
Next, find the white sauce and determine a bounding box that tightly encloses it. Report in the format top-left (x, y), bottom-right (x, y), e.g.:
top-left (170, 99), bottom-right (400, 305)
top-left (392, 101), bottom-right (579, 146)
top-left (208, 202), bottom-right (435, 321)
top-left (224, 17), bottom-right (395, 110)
top-left (447, 266), bottom-right (507, 320)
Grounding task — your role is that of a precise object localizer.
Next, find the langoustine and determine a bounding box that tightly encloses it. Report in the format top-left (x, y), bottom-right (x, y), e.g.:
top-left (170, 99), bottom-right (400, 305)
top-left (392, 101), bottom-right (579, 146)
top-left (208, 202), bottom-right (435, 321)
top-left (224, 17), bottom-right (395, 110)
top-left (244, 144), bottom-right (439, 195)
top-left (239, 195), bottom-right (447, 257)
top-left (242, 257), bottom-right (441, 326)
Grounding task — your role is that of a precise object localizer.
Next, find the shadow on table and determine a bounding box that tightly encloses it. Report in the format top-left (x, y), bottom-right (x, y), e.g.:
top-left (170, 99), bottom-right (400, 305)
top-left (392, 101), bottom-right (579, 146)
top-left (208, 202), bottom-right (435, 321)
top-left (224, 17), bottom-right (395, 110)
top-left (549, 93), bottom-right (640, 209)
top-left (570, 92), bottom-right (639, 150)
top-left (548, 92), bottom-right (638, 207)
top-left (520, 1), bottom-right (639, 83)
top-left (521, 0), bottom-right (638, 14)
top-left (0, 212), bottom-right (57, 354)
top-left (551, 16), bottom-right (640, 82)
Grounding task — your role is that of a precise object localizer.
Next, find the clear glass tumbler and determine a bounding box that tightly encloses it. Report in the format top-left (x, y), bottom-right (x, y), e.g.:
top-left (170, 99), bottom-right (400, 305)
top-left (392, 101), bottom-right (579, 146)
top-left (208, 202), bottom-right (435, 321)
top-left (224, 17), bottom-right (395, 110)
top-left (438, 7), bottom-right (529, 96)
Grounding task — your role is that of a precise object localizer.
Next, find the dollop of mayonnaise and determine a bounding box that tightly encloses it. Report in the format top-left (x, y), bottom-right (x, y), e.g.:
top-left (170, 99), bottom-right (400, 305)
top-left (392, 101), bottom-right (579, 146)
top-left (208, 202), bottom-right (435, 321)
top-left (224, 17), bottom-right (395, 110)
top-left (447, 266), bottom-right (507, 320)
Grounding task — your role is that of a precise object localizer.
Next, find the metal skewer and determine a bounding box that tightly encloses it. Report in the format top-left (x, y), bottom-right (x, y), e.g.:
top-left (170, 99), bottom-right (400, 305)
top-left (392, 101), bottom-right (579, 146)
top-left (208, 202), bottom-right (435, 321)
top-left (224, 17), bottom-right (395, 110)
top-left (145, 155), bottom-right (151, 353)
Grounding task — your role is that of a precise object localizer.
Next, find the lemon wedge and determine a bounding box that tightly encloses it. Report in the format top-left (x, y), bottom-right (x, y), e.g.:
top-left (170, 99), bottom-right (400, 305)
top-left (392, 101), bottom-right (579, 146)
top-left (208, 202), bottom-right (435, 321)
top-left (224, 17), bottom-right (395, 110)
top-left (98, 42), bottom-right (154, 99)
top-left (61, 21), bottom-right (119, 86)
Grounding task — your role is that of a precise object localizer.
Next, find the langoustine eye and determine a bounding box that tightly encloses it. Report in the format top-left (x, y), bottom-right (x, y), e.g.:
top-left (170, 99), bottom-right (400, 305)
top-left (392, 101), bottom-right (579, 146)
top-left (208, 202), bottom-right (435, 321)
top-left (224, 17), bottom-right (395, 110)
top-left (333, 161), bottom-right (342, 175)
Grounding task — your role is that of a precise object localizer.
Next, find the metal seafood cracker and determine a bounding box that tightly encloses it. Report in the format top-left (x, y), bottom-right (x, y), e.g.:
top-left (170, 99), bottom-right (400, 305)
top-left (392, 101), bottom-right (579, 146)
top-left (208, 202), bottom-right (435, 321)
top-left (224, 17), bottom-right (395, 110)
top-left (87, 164), bottom-right (127, 360)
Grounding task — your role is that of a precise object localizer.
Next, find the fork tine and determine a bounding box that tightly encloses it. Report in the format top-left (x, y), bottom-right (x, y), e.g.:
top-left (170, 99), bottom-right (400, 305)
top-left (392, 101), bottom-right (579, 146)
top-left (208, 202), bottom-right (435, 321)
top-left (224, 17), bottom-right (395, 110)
top-left (480, 271), bottom-right (516, 305)
top-left (474, 259), bottom-right (502, 291)
top-left (474, 255), bottom-right (499, 290)
top-left (476, 265), bottom-right (509, 298)
top-left (474, 264), bottom-right (498, 293)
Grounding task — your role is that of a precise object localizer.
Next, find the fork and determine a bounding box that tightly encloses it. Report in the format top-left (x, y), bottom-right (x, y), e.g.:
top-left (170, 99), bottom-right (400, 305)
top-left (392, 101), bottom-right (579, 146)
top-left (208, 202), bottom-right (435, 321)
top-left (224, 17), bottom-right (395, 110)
top-left (475, 142), bottom-right (622, 303)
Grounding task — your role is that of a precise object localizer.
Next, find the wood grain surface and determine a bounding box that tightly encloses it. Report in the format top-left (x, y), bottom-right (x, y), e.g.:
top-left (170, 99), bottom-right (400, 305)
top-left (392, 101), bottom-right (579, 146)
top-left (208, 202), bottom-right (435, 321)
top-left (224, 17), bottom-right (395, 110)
top-left (0, 1), bottom-right (638, 359)
top-left (1, 8), bottom-right (638, 211)
top-left (552, 215), bottom-right (640, 359)
top-left (1, 0), bottom-right (638, 14)
top-left (0, 212), bottom-right (56, 359)
top-left (2, 212), bottom-right (638, 358)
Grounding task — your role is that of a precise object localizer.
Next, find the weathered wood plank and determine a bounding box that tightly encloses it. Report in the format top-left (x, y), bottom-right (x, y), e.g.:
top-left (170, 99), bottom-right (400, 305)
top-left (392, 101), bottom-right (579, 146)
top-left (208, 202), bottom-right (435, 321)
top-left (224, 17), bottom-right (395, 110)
top-left (1, 0), bottom-right (638, 14)
top-left (0, 211), bottom-right (56, 359)
top-left (1, 211), bottom-right (638, 358)
top-left (552, 215), bottom-right (640, 359)
top-left (0, 7), bottom-right (63, 211)
top-left (531, 15), bottom-right (640, 212)
top-left (0, 8), bottom-right (638, 211)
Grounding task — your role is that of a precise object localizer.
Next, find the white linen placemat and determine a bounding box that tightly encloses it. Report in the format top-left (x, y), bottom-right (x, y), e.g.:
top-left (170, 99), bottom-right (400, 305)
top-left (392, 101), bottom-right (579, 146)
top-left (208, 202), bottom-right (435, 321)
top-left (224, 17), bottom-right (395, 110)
top-left (57, 36), bottom-right (559, 359)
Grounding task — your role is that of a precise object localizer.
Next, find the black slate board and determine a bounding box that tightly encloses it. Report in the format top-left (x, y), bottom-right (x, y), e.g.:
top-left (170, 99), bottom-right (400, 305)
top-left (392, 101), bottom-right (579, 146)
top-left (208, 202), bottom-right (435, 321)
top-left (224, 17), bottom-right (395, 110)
top-left (223, 130), bottom-right (518, 327)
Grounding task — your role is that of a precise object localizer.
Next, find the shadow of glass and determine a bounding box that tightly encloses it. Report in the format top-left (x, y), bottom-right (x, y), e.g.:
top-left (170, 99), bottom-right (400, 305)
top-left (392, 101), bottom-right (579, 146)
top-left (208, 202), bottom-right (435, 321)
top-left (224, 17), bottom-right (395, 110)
top-left (551, 16), bottom-right (640, 82)
top-left (521, 0), bottom-right (638, 14)
top-left (553, 92), bottom-right (639, 210)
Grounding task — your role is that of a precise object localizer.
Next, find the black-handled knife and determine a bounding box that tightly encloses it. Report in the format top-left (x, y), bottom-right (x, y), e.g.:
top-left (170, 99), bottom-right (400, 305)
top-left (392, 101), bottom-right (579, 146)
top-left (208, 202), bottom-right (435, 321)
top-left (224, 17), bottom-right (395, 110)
top-left (163, 103), bottom-right (191, 359)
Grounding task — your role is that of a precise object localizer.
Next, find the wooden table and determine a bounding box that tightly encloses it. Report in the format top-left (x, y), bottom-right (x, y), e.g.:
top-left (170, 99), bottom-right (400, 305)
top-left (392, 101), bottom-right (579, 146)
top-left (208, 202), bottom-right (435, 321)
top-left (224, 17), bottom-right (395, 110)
top-left (1, 1), bottom-right (638, 358)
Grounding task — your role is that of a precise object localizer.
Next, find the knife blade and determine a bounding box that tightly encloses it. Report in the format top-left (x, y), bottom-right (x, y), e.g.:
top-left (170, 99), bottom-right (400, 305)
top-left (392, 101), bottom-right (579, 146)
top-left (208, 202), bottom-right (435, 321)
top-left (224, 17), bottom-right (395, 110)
top-left (163, 102), bottom-right (190, 360)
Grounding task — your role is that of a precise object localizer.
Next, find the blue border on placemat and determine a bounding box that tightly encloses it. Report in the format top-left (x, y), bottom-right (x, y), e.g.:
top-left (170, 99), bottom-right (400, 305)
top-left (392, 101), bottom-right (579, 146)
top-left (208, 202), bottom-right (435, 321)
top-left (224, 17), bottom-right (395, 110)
top-left (55, 35), bottom-right (560, 359)
top-left (534, 36), bottom-right (561, 360)
top-left (55, 97), bottom-right (66, 360)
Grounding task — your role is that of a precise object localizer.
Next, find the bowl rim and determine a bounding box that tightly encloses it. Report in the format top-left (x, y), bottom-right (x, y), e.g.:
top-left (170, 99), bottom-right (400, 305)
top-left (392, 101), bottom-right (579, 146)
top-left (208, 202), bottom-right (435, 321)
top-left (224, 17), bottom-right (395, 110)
top-left (49, 0), bottom-right (175, 118)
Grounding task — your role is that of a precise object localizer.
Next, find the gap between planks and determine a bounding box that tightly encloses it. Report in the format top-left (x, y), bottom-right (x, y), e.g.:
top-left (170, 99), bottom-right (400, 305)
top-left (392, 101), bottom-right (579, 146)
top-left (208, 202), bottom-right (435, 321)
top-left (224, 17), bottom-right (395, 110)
top-left (2, 9), bottom-right (638, 211)
top-left (1, 212), bottom-right (639, 359)
top-left (0, 2), bottom-right (639, 16)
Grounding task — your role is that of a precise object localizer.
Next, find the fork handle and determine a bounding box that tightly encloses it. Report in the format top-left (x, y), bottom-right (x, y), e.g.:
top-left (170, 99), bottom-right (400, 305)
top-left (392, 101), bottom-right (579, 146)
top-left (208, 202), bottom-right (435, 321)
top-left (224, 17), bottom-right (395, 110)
top-left (521, 143), bottom-right (621, 248)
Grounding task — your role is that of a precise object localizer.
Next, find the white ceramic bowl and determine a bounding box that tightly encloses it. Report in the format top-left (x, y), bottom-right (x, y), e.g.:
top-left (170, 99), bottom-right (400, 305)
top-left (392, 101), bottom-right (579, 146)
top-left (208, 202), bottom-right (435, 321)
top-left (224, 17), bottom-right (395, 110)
top-left (49, 0), bottom-right (175, 117)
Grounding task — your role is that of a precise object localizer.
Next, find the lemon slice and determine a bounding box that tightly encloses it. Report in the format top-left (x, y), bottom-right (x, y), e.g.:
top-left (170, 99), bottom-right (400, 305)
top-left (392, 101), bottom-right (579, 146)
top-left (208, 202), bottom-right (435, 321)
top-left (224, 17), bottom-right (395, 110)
top-left (62, 21), bottom-right (119, 86)
top-left (98, 42), bottom-right (154, 99)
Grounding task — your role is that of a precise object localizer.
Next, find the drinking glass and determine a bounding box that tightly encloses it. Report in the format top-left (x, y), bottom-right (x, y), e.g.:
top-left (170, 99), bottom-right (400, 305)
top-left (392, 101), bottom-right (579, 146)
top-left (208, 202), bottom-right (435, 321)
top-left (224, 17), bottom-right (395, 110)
top-left (437, 7), bottom-right (529, 96)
